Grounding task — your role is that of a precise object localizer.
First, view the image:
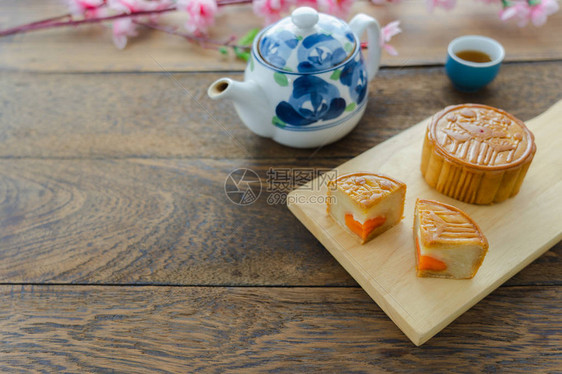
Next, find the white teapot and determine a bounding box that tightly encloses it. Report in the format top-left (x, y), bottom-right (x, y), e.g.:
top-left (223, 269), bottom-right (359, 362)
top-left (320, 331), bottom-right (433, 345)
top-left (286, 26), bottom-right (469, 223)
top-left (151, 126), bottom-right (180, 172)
top-left (208, 7), bottom-right (381, 148)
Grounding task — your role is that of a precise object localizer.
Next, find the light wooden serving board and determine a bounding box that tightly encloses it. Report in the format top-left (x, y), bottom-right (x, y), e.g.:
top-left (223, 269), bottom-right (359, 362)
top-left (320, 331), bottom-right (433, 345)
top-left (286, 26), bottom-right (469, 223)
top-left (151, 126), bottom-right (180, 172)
top-left (287, 100), bottom-right (562, 346)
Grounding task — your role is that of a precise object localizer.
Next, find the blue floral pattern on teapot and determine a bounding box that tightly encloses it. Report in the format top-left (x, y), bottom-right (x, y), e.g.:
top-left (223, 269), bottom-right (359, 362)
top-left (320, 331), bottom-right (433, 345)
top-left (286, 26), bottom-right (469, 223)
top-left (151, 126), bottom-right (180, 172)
top-left (276, 76), bottom-right (346, 126)
top-left (208, 7), bottom-right (382, 148)
top-left (296, 33), bottom-right (351, 73)
top-left (340, 55), bottom-right (368, 104)
top-left (259, 30), bottom-right (300, 69)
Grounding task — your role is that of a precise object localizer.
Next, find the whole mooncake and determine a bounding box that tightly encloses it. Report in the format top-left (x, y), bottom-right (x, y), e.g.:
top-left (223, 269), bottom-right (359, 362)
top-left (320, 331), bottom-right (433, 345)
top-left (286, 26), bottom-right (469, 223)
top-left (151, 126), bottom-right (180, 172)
top-left (421, 104), bottom-right (536, 204)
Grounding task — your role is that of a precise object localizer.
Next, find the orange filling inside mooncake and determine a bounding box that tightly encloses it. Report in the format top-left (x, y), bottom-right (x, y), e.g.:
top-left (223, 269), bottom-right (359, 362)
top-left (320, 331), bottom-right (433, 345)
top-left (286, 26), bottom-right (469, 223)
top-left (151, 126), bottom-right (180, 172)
top-left (414, 199), bottom-right (488, 279)
top-left (327, 172), bottom-right (406, 244)
top-left (345, 214), bottom-right (386, 241)
top-left (416, 237), bottom-right (447, 272)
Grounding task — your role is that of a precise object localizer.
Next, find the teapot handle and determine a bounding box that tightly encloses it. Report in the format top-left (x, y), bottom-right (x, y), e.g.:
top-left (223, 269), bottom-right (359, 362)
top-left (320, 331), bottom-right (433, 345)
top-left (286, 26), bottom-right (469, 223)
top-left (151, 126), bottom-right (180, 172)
top-left (349, 14), bottom-right (381, 82)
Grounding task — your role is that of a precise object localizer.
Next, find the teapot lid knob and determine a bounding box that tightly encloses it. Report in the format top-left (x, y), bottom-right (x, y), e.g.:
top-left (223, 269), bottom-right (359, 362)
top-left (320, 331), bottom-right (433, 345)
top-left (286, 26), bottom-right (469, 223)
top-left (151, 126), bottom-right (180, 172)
top-left (291, 7), bottom-right (319, 30)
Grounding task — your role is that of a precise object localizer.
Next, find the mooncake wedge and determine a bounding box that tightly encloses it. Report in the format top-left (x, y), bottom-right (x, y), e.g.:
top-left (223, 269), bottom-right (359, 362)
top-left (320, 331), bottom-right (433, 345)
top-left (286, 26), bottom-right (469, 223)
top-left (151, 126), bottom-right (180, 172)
top-left (327, 172), bottom-right (406, 244)
top-left (414, 199), bottom-right (488, 279)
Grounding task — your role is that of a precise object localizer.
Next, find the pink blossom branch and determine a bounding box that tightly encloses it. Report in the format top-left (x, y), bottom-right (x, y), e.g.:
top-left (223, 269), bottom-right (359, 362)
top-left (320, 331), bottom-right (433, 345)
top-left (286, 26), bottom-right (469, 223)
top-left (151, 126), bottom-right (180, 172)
top-left (0, 7), bottom-right (177, 37)
top-left (133, 20), bottom-right (248, 49)
top-left (0, 0), bottom-right (401, 55)
top-left (0, 0), bottom-right (253, 38)
top-left (217, 0), bottom-right (253, 6)
top-left (23, 13), bottom-right (73, 28)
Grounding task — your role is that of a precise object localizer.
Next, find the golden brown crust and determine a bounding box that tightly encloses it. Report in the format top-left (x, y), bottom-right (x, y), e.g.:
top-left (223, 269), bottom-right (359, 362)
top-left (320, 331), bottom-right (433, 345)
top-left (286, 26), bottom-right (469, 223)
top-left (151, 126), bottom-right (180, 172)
top-left (430, 104), bottom-right (534, 170)
top-left (415, 199), bottom-right (489, 250)
top-left (421, 104), bottom-right (536, 204)
top-left (327, 172), bottom-right (406, 210)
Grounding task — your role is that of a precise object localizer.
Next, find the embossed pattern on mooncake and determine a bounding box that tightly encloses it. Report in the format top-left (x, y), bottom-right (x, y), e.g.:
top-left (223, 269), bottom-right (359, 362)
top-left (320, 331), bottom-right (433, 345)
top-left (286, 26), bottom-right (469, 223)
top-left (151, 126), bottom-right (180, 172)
top-left (417, 199), bottom-right (485, 246)
top-left (329, 173), bottom-right (404, 209)
top-left (421, 104), bottom-right (536, 204)
top-left (414, 199), bottom-right (489, 279)
top-left (432, 106), bottom-right (534, 169)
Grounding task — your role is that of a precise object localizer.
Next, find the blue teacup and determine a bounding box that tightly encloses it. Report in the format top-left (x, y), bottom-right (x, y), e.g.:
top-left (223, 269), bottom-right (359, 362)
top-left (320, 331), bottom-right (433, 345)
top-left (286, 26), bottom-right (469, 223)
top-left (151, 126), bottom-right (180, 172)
top-left (445, 35), bottom-right (505, 92)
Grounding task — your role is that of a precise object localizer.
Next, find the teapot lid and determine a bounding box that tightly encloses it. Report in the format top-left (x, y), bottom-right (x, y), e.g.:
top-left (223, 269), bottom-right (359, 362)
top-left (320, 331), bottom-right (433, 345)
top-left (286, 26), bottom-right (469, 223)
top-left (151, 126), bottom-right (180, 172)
top-left (256, 7), bottom-right (357, 73)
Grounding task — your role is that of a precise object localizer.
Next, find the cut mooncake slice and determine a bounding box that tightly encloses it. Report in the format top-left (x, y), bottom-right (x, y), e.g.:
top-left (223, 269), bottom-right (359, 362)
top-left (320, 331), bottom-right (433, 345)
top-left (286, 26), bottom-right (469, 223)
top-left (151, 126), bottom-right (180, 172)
top-left (414, 199), bottom-right (488, 279)
top-left (327, 172), bottom-right (406, 244)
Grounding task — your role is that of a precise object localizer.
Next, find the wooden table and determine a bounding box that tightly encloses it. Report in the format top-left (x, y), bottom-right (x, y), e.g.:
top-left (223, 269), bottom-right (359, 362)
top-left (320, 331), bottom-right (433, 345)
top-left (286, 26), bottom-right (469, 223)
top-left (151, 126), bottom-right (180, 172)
top-left (1, 1), bottom-right (561, 371)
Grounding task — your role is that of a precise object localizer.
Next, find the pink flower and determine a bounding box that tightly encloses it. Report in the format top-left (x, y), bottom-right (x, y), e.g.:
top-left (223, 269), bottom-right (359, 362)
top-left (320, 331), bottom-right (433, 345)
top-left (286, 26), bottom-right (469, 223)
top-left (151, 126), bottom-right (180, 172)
top-left (529, 0), bottom-right (559, 26)
top-left (108, 0), bottom-right (171, 13)
top-left (319, 0), bottom-right (356, 18)
top-left (380, 20), bottom-right (401, 56)
top-left (500, 0), bottom-right (559, 27)
top-left (66, 0), bottom-right (105, 18)
top-left (426, 0), bottom-right (456, 12)
top-left (108, 0), bottom-right (173, 48)
top-left (112, 17), bottom-right (137, 49)
top-left (178, 0), bottom-right (218, 36)
top-left (296, 0), bottom-right (320, 7)
top-left (500, 2), bottom-right (531, 27)
top-left (253, 0), bottom-right (292, 25)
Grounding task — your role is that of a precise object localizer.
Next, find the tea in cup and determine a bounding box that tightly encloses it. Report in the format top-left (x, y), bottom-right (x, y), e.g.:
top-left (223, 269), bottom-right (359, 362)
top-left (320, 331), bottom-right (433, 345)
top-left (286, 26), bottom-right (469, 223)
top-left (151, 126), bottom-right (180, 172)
top-left (446, 35), bottom-right (505, 92)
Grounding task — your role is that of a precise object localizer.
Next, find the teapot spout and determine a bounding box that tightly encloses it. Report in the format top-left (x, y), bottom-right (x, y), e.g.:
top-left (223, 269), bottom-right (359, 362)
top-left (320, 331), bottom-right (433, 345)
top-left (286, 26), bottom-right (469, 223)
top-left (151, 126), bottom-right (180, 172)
top-left (208, 78), bottom-right (273, 138)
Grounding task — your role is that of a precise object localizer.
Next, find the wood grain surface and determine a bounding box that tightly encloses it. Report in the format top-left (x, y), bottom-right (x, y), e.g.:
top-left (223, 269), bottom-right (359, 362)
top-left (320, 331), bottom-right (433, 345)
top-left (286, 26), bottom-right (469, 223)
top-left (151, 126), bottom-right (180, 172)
top-left (1, 157), bottom-right (560, 286)
top-left (1, 0), bottom-right (562, 72)
top-left (1, 62), bottom-right (561, 159)
top-left (1, 285), bottom-right (560, 373)
top-left (1, 0), bottom-right (561, 369)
